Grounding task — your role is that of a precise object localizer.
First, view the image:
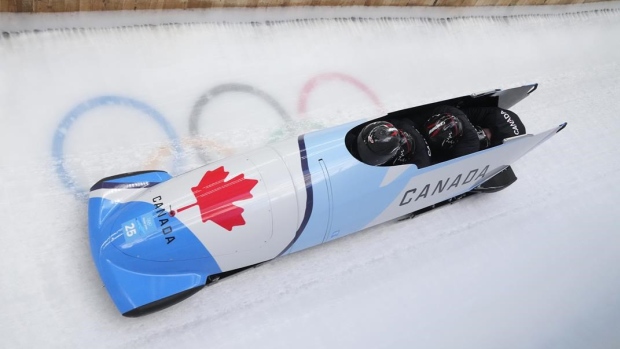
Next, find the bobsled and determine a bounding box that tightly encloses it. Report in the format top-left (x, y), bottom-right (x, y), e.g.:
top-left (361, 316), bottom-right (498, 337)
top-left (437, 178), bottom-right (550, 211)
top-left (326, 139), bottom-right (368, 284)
top-left (88, 83), bottom-right (566, 316)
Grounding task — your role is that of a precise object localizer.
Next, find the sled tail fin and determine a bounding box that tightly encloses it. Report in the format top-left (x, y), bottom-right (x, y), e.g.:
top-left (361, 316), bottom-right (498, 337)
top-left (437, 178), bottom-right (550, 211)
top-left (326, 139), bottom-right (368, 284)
top-left (494, 83), bottom-right (538, 109)
top-left (462, 83), bottom-right (538, 109)
top-left (474, 122), bottom-right (567, 193)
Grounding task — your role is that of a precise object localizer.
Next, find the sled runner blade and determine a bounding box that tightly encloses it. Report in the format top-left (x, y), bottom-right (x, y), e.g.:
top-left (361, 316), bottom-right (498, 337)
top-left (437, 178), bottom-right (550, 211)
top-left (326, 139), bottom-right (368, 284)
top-left (474, 166), bottom-right (517, 193)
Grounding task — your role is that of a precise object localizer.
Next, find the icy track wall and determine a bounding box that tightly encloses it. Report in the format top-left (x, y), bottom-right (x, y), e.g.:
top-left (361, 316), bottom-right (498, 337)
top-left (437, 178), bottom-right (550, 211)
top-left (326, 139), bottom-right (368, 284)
top-left (1, 5), bottom-right (619, 205)
top-left (4, 7), bottom-right (617, 202)
top-left (2, 4), bottom-right (620, 348)
top-left (2, 0), bottom-right (611, 13)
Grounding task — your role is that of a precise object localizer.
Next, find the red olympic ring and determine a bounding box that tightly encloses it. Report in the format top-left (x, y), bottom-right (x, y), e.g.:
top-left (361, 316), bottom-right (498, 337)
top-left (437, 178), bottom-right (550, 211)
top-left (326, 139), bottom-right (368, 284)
top-left (297, 72), bottom-right (385, 118)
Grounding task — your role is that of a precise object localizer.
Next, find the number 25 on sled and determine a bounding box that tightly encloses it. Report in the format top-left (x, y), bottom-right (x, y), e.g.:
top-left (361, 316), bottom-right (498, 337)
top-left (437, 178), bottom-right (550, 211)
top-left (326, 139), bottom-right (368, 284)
top-left (88, 83), bottom-right (566, 316)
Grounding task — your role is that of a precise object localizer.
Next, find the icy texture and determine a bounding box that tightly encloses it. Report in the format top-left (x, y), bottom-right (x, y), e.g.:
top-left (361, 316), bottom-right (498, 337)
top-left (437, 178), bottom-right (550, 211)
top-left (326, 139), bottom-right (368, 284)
top-left (1, 4), bottom-right (619, 349)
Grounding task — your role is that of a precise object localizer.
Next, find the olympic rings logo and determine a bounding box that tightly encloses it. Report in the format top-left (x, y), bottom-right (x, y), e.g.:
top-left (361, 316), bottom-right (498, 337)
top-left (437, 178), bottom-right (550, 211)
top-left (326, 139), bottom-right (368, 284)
top-left (52, 72), bottom-right (384, 198)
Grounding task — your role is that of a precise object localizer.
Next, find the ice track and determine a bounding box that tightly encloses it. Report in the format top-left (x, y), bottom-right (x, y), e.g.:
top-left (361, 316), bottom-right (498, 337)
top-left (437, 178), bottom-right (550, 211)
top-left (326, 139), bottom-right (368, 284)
top-left (1, 4), bottom-right (620, 348)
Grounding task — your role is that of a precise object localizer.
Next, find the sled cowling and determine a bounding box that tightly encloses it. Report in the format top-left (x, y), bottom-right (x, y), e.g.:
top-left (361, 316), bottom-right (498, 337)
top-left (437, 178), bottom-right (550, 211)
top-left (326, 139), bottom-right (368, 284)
top-left (88, 170), bottom-right (221, 316)
top-left (86, 84), bottom-right (567, 317)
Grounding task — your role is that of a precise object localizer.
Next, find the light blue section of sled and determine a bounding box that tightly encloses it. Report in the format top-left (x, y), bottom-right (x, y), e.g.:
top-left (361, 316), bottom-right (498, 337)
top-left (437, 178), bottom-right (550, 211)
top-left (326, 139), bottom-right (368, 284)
top-left (287, 121), bottom-right (423, 252)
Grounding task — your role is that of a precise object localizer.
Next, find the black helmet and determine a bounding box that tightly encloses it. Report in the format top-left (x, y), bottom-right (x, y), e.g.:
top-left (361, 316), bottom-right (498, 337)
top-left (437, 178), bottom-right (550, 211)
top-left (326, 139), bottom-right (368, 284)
top-left (357, 121), bottom-right (402, 165)
top-left (475, 126), bottom-right (490, 150)
top-left (424, 113), bottom-right (463, 149)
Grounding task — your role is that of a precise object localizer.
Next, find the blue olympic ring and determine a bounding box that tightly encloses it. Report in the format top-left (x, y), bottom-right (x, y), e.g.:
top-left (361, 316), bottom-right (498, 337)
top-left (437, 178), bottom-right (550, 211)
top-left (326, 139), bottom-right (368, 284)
top-left (52, 95), bottom-right (181, 198)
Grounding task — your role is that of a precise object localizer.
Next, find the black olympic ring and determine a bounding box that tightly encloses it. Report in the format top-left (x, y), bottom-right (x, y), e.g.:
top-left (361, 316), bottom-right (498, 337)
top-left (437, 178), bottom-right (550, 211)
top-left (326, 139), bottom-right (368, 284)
top-left (189, 83), bottom-right (293, 163)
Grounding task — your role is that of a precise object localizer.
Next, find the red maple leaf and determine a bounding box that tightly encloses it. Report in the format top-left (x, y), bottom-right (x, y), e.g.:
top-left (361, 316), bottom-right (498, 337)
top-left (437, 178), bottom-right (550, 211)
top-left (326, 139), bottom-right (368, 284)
top-left (176, 166), bottom-right (259, 231)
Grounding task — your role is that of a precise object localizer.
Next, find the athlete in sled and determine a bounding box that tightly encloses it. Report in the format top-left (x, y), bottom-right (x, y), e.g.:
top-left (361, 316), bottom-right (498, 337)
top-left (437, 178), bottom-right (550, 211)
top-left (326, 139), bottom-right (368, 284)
top-left (88, 83), bottom-right (566, 316)
top-left (352, 103), bottom-right (527, 167)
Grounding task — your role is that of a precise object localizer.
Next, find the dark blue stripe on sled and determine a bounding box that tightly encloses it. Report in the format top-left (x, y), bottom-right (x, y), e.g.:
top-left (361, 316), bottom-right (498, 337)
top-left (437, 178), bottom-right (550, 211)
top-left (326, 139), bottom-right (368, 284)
top-left (91, 181), bottom-right (160, 191)
top-left (90, 170), bottom-right (170, 191)
top-left (277, 135), bottom-right (313, 257)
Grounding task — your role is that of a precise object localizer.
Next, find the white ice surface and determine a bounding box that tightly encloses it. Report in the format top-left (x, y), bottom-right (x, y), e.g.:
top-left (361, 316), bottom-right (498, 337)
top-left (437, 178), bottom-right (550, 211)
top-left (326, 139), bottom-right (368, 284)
top-left (1, 3), bottom-right (620, 348)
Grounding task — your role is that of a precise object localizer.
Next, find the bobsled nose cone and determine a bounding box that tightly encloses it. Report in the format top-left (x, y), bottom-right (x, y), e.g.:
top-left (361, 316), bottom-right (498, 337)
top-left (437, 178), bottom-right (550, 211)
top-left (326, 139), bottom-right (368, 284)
top-left (88, 197), bottom-right (216, 316)
top-left (89, 238), bottom-right (209, 316)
